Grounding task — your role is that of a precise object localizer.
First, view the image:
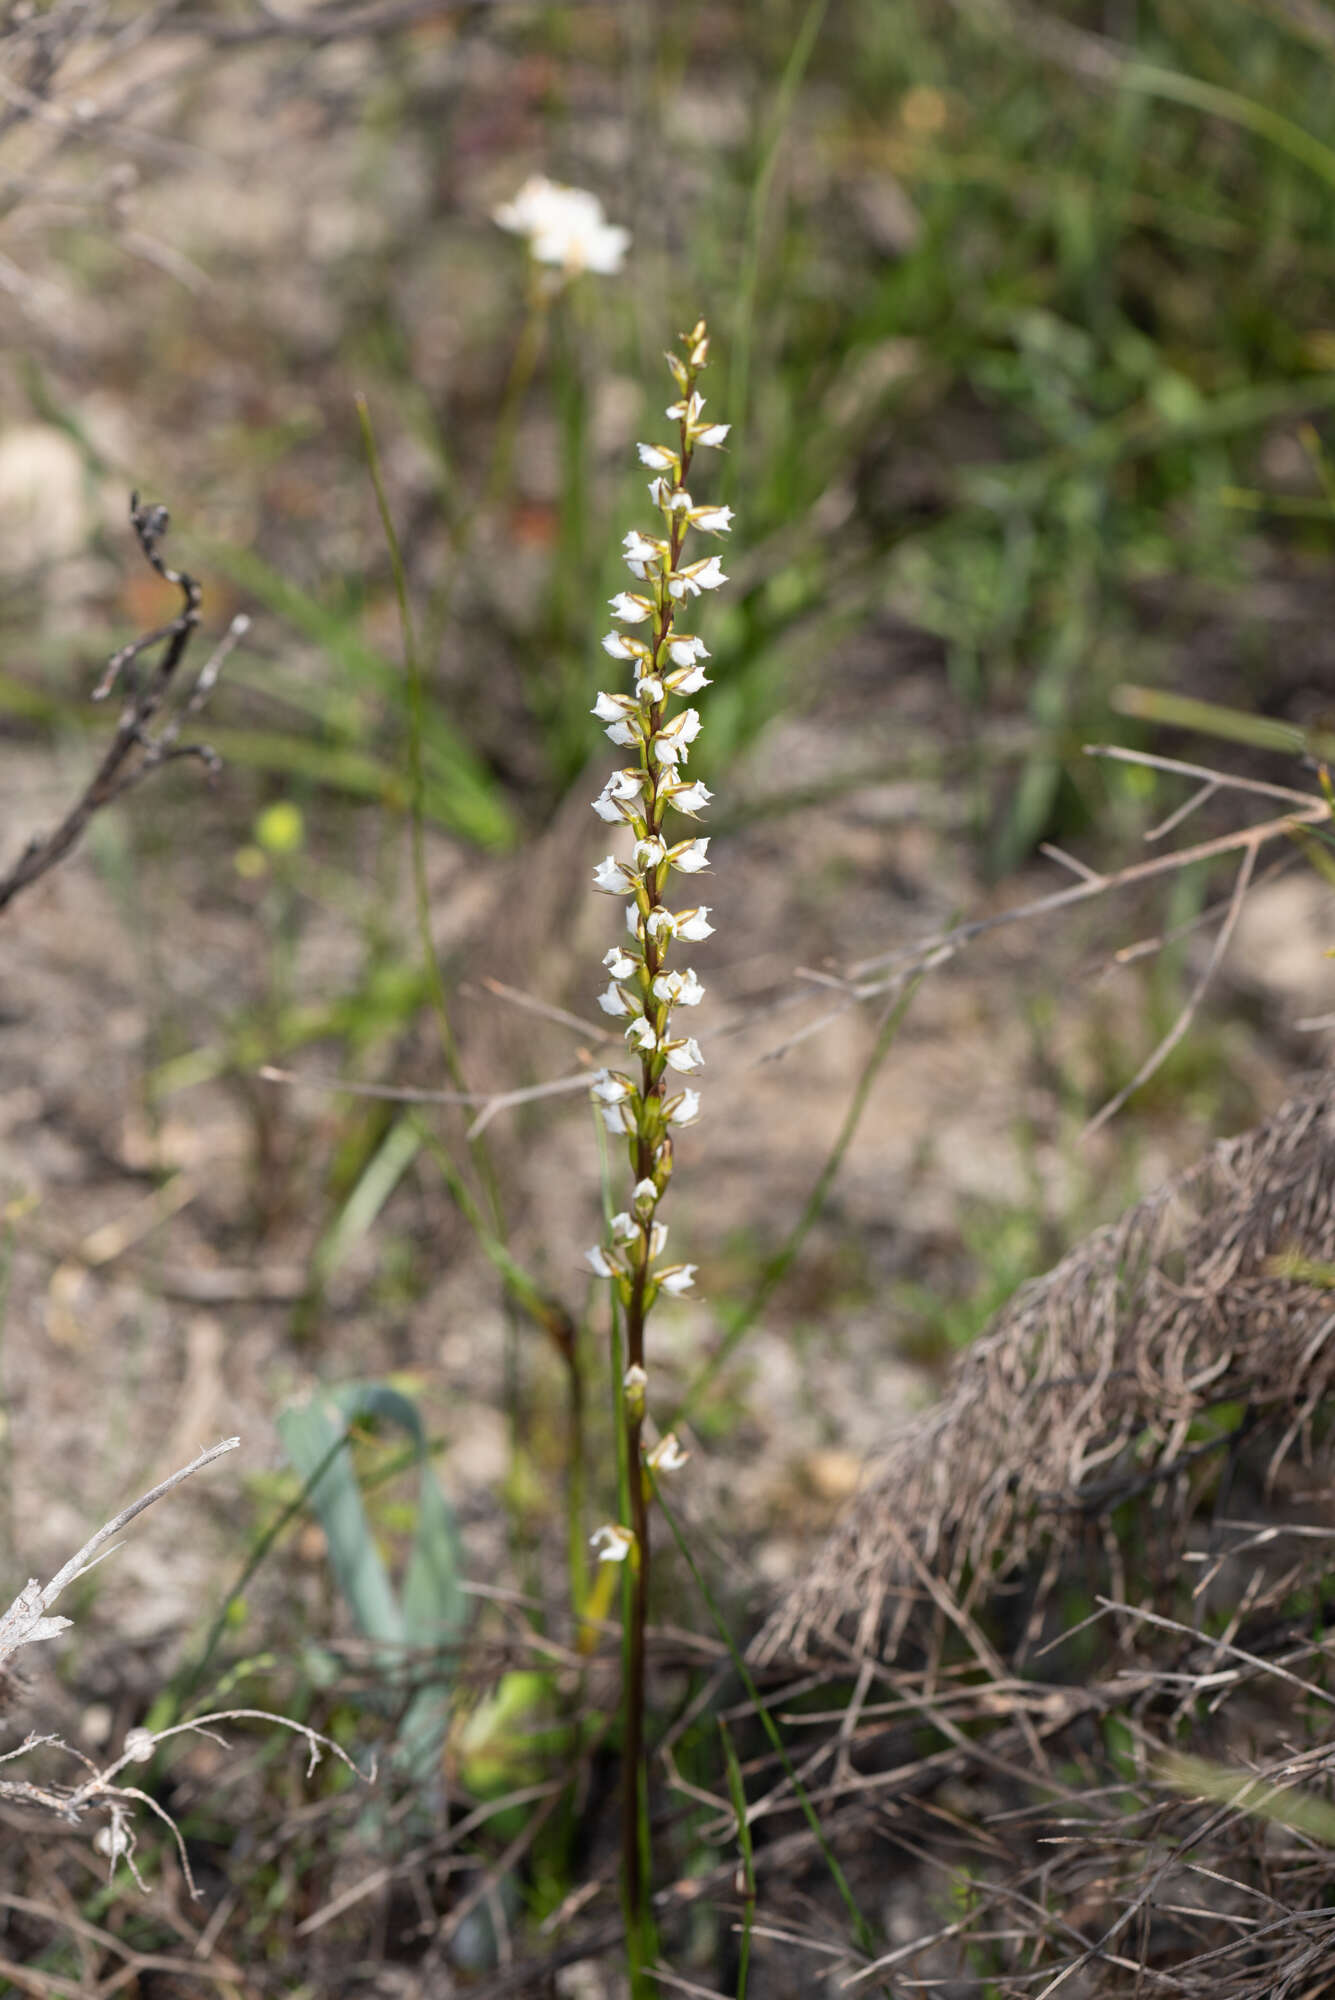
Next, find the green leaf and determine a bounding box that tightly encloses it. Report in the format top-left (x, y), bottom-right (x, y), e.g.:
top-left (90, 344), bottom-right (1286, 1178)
top-left (277, 1378), bottom-right (465, 1778)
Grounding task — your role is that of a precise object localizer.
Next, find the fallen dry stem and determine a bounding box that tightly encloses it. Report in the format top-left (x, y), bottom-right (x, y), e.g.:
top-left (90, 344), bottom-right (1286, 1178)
top-left (758, 747), bottom-right (1332, 1069)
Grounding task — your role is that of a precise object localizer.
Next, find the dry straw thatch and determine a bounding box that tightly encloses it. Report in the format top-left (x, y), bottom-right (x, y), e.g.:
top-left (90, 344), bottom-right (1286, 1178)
top-left (742, 1077), bottom-right (1335, 1998)
top-left (759, 1076), bottom-right (1335, 1666)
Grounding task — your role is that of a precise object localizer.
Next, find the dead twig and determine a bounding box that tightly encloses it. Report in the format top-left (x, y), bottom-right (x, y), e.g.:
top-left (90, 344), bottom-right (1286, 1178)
top-left (0, 495), bottom-right (242, 915)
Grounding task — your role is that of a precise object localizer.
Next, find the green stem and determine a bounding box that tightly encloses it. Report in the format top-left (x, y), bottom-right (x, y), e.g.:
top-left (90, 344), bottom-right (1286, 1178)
top-left (421, 293), bottom-right (548, 668)
top-left (654, 1480), bottom-right (877, 1961)
top-left (726, 0), bottom-right (830, 501)
top-left (622, 1236), bottom-right (657, 1977)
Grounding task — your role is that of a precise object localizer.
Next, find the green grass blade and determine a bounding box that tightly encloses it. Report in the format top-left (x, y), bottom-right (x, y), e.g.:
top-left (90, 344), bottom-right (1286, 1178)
top-left (1111, 685), bottom-right (1314, 756)
top-left (726, 0), bottom-right (831, 500)
top-left (307, 1113), bottom-right (422, 1298)
top-left (719, 1717), bottom-right (756, 2000)
top-left (1121, 60), bottom-right (1335, 193)
top-left (197, 534), bottom-right (515, 849)
top-left (653, 1481), bottom-right (877, 1959)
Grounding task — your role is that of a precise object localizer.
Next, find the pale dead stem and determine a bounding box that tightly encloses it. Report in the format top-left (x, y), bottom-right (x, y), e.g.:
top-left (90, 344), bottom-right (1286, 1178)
top-left (0, 1437), bottom-right (369, 1901)
top-left (754, 747), bottom-right (1333, 1115)
top-left (268, 748), bottom-right (1333, 1156)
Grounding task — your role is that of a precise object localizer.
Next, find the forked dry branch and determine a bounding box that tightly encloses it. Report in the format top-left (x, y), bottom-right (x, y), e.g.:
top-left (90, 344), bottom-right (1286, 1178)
top-left (0, 493), bottom-right (243, 914)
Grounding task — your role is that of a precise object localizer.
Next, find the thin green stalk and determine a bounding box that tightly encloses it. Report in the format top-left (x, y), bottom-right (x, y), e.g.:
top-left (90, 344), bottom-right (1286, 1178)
top-left (415, 1112), bottom-right (585, 1610)
top-left (566, 1320), bottom-right (589, 1621)
top-left (1120, 60), bottom-right (1335, 192)
top-left (719, 1718), bottom-right (756, 1999)
top-left (671, 974), bottom-right (923, 1429)
top-left (180, 1428), bottom-right (349, 1704)
top-left (622, 1327), bottom-right (651, 1989)
top-left (358, 396), bottom-right (549, 1592)
top-left (653, 1479), bottom-right (878, 1960)
top-left (584, 319), bottom-right (730, 1991)
top-left (421, 295), bottom-right (548, 668)
top-left (726, 0), bottom-right (830, 499)
top-left (610, 1295), bottom-right (656, 1992)
top-left (354, 398), bottom-right (484, 1143)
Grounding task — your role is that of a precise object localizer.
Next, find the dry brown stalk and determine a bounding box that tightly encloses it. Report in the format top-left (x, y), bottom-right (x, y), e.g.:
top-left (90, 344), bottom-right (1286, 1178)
top-left (0, 495), bottom-right (241, 914)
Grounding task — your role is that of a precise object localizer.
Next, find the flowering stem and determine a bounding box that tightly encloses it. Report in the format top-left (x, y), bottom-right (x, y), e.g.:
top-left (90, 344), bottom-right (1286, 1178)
top-left (621, 1274), bottom-right (651, 1967)
top-left (585, 319), bottom-right (732, 1985)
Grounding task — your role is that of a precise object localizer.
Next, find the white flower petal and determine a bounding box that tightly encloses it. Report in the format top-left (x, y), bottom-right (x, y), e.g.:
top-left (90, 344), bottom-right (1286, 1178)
top-left (603, 945), bottom-right (638, 978)
top-left (590, 1523), bottom-right (635, 1562)
top-left (592, 689), bottom-right (636, 720)
top-left (646, 1432), bottom-right (689, 1472)
top-left (689, 505), bottom-right (734, 533)
top-left (602, 631), bottom-right (641, 660)
top-left (591, 1069), bottom-right (633, 1104)
top-left (688, 555), bottom-right (728, 590)
top-left (494, 176), bottom-right (630, 277)
top-left (670, 837), bottom-right (710, 874)
top-left (586, 1245), bottom-right (616, 1277)
top-left (666, 1088), bottom-right (701, 1126)
top-left (659, 1263), bottom-right (697, 1295)
top-left (696, 422), bottom-right (730, 446)
top-left (623, 530), bottom-right (663, 573)
top-left (637, 442), bottom-right (677, 471)
top-left (657, 708), bottom-right (702, 752)
top-left (609, 591), bottom-right (653, 623)
top-left (675, 907), bottom-right (715, 942)
top-left (665, 1037), bottom-right (705, 1073)
top-left (598, 981), bottom-right (632, 1017)
top-left (653, 966), bottom-right (705, 1007)
top-left (666, 778), bottom-right (713, 817)
top-left (593, 855), bottom-right (637, 895)
top-left (605, 719), bottom-right (640, 748)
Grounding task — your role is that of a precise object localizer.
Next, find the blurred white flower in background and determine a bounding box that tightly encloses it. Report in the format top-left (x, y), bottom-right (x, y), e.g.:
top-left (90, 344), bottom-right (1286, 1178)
top-left (493, 176), bottom-right (630, 277)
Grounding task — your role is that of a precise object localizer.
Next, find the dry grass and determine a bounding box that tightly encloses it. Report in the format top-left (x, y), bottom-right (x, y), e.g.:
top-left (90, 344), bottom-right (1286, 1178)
top-left (736, 1078), bottom-right (1335, 1997)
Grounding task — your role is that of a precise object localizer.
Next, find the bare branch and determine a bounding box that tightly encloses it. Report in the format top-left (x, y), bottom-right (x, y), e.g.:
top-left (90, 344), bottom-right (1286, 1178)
top-left (0, 495), bottom-right (237, 914)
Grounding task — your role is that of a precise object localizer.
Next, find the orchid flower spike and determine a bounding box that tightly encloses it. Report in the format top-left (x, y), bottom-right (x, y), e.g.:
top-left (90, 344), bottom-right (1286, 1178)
top-left (585, 316), bottom-right (730, 1497)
